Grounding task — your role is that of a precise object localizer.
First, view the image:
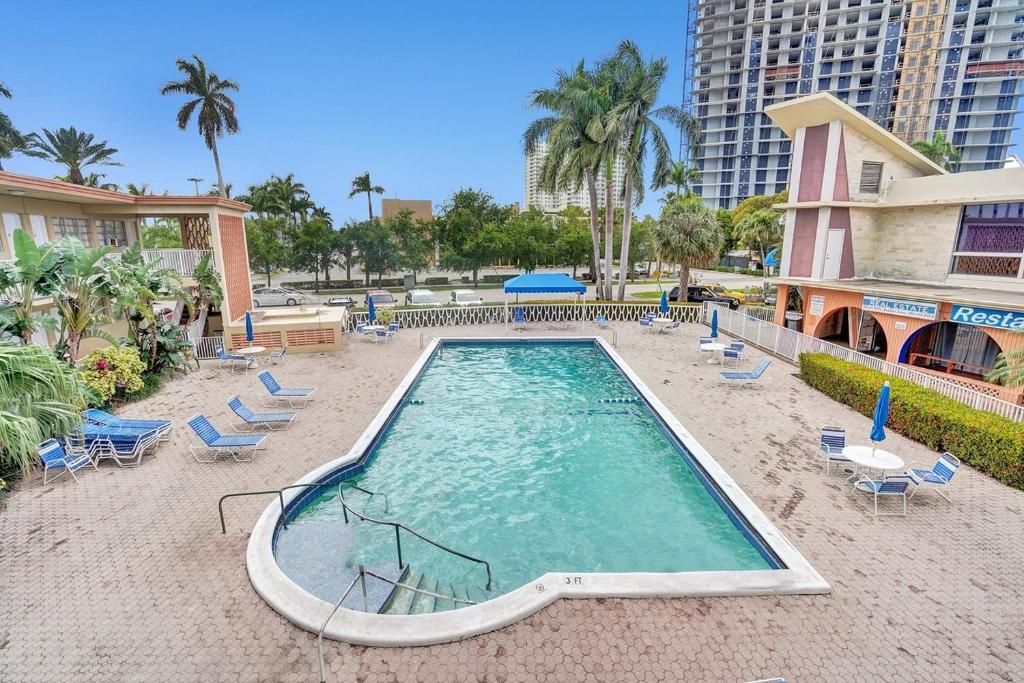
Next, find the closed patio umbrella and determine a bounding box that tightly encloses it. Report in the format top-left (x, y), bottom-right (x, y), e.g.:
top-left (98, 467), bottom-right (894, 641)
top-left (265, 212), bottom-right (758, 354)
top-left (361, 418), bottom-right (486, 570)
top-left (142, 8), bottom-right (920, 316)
top-left (659, 291), bottom-right (669, 315)
top-left (244, 310), bottom-right (254, 344)
top-left (870, 381), bottom-right (890, 453)
top-left (710, 308), bottom-right (719, 338)
top-left (367, 296), bottom-right (377, 323)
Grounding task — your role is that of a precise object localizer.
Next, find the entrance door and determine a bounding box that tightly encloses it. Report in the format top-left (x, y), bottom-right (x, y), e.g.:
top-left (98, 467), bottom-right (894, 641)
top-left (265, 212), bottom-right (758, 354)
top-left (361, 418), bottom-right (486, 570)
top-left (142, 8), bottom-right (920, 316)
top-left (2, 212), bottom-right (21, 255)
top-left (822, 229), bottom-right (845, 280)
top-left (29, 215), bottom-right (49, 244)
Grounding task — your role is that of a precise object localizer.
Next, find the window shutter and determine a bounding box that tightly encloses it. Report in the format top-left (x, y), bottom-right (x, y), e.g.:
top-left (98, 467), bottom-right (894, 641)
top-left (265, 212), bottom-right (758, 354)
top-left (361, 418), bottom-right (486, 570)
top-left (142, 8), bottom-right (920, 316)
top-left (859, 161), bottom-right (884, 193)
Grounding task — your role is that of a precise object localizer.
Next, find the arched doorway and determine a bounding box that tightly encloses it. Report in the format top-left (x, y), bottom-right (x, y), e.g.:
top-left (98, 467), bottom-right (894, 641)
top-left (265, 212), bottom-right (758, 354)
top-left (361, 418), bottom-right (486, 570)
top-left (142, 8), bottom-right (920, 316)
top-left (814, 306), bottom-right (888, 358)
top-left (901, 321), bottom-right (1004, 381)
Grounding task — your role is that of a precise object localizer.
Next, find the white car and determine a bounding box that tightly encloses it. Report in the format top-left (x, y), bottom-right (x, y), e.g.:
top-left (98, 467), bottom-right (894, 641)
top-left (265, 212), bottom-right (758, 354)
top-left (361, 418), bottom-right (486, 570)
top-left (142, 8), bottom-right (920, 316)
top-left (252, 286), bottom-right (309, 307)
top-left (405, 289), bottom-right (441, 306)
top-left (450, 289), bottom-right (483, 306)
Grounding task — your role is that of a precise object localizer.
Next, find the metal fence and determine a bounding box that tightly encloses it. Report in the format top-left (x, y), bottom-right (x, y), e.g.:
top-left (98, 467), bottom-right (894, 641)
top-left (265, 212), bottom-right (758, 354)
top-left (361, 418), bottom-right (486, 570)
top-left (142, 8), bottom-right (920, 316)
top-left (739, 305), bottom-right (777, 322)
top-left (189, 334), bottom-right (224, 360)
top-left (141, 249), bottom-right (212, 277)
top-left (348, 302), bottom-right (704, 330)
top-left (706, 303), bottom-right (1024, 423)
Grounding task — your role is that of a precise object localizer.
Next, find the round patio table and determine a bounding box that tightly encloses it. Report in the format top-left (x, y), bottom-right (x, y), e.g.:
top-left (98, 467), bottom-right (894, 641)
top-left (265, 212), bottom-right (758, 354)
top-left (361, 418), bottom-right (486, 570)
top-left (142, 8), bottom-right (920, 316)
top-left (842, 445), bottom-right (905, 480)
top-left (652, 317), bottom-right (673, 332)
top-left (235, 345), bottom-right (266, 369)
top-left (700, 342), bottom-right (726, 364)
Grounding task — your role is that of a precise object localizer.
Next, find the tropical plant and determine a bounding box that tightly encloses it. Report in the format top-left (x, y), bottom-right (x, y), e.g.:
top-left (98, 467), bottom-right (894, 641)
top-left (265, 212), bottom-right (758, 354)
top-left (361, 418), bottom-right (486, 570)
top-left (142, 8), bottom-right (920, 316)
top-left (0, 342), bottom-right (87, 477)
top-left (348, 172), bottom-right (385, 221)
top-left (987, 346), bottom-right (1024, 388)
top-left (731, 190), bottom-right (788, 225)
top-left (125, 182), bottom-right (152, 196)
top-left (187, 253), bottom-right (223, 328)
top-left (52, 172), bottom-right (118, 190)
top-left (49, 240), bottom-right (117, 363)
top-left (555, 208), bottom-right (593, 277)
top-left (0, 82), bottom-right (30, 172)
top-left (207, 182), bottom-right (232, 198)
top-left (79, 345), bottom-right (146, 403)
top-left (24, 127), bottom-right (121, 185)
top-left (238, 174), bottom-right (312, 223)
top-left (139, 319), bottom-right (195, 376)
top-left (0, 230), bottom-right (65, 345)
top-left (736, 208), bottom-right (783, 292)
top-left (140, 218), bottom-right (183, 248)
top-left (160, 54), bottom-right (240, 198)
top-left (653, 197), bottom-right (723, 297)
top-left (911, 132), bottom-right (961, 171)
top-left (657, 160), bottom-right (702, 201)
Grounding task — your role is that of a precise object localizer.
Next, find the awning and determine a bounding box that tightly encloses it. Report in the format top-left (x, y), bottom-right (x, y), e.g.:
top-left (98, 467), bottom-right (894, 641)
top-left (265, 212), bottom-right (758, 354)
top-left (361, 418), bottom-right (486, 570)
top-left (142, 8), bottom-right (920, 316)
top-left (503, 273), bottom-right (587, 294)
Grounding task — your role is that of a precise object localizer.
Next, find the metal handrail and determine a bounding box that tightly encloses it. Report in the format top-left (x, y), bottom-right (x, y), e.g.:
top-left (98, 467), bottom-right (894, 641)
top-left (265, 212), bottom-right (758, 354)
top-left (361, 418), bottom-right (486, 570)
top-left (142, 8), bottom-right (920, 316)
top-left (337, 485), bottom-right (492, 591)
top-left (364, 567), bottom-right (478, 606)
top-left (218, 480), bottom-right (385, 533)
top-left (596, 329), bottom-right (618, 348)
top-left (418, 331), bottom-right (443, 349)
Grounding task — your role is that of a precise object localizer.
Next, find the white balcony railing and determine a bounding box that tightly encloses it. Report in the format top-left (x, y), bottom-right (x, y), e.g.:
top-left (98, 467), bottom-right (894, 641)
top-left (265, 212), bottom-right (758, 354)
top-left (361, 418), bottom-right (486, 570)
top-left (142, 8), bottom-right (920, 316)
top-left (140, 249), bottom-right (212, 277)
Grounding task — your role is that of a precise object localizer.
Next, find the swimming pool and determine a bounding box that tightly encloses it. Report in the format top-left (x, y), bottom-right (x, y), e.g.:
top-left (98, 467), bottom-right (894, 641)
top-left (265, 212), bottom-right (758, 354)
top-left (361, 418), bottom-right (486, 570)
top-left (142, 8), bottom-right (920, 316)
top-left (248, 337), bottom-right (828, 646)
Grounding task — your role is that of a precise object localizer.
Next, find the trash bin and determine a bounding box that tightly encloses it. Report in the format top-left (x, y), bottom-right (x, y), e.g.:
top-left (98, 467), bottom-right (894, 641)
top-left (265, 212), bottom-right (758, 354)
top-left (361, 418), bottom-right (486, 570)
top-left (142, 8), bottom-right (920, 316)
top-left (403, 273), bottom-right (416, 289)
top-left (784, 311), bottom-right (804, 332)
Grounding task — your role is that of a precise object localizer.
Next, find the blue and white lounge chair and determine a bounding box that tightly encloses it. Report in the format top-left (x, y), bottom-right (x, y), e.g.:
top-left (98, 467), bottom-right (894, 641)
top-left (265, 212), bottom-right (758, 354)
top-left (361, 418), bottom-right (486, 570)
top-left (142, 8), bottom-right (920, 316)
top-left (512, 307), bottom-right (527, 331)
top-left (38, 439), bottom-right (97, 485)
top-left (852, 474), bottom-right (913, 516)
top-left (269, 347), bottom-right (288, 364)
top-left (228, 396), bottom-right (297, 431)
top-left (258, 371), bottom-right (316, 407)
top-left (720, 357), bottom-right (771, 385)
top-left (83, 408), bottom-right (173, 441)
top-left (906, 452), bottom-right (960, 501)
top-left (723, 341), bottom-right (744, 366)
top-left (216, 345), bottom-right (248, 371)
top-left (699, 336), bottom-right (715, 345)
top-left (663, 320), bottom-right (681, 333)
top-left (819, 426), bottom-right (851, 475)
top-left (75, 425), bottom-right (162, 467)
top-left (595, 315), bottom-right (610, 328)
top-left (187, 414), bottom-right (267, 463)
top-left (640, 317), bottom-right (654, 333)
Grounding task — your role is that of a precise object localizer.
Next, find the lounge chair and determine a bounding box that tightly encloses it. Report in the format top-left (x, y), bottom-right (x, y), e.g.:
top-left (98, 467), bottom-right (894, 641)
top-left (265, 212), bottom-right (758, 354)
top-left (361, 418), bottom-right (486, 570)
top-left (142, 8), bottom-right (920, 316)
top-left (216, 345), bottom-right (248, 371)
top-left (228, 396), bottom-right (297, 431)
top-left (38, 439), bottom-right (97, 485)
top-left (386, 322), bottom-right (399, 340)
top-left (906, 452), bottom-right (960, 501)
top-left (187, 414), bottom-right (267, 463)
top-left (73, 427), bottom-right (161, 467)
top-left (819, 426), bottom-right (851, 475)
top-left (82, 408), bottom-right (173, 442)
top-left (662, 320), bottom-right (681, 333)
top-left (595, 315), bottom-right (609, 328)
top-left (720, 357), bottom-right (771, 384)
top-left (269, 347), bottom-right (288, 364)
top-left (512, 307), bottom-right (527, 331)
top-left (723, 341), bottom-right (744, 365)
top-left (851, 474), bottom-right (913, 516)
top-left (640, 318), bottom-right (654, 333)
top-left (258, 371), bottom-right (316, 407)
top-left (699, 336), bottom-right (715, 345)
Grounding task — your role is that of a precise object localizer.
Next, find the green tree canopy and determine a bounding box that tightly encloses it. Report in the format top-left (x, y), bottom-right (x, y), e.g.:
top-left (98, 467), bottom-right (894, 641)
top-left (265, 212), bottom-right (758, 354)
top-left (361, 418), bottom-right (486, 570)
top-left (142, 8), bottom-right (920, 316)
top-left (25, 127), bottom-right (121, 185)
top-left (911, 131), bottom-right (961, 171)
top-left (245, 217), bottom-right (288, 286)
top-left (436, 188), bottom-right (510, 286)
top-left (730, 189), bottom-right (788, 225)
top-left (653, 197), bottom-right (723, 298)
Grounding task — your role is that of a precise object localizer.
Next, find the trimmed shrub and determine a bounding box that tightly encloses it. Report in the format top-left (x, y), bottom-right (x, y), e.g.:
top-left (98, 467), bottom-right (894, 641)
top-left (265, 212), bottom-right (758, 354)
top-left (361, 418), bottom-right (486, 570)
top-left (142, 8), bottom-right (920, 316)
top-left (424, 276), bottom-right (450, 285)
top-left (482, 274), bottom-right (520, 284)
top-left (799, 352), bottom-right (1024, 490)
top-left (80, 346), bottom-right (146, 403)
top-left (120, 373), bottom-right (164, 405)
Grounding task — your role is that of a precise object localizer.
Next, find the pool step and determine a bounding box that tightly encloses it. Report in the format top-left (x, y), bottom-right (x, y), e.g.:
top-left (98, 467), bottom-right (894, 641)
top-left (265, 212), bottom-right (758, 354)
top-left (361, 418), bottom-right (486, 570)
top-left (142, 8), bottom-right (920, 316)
top-left (380, 569), bottom-right (489, 615)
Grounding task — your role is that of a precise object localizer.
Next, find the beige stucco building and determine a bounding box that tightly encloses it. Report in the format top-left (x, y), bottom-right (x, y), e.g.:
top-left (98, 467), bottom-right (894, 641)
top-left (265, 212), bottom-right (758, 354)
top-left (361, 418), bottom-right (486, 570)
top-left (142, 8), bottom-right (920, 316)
top-left (380, 199), bottom-right (432, 222)
top-left (767, 93), bottom-right (1024, 404)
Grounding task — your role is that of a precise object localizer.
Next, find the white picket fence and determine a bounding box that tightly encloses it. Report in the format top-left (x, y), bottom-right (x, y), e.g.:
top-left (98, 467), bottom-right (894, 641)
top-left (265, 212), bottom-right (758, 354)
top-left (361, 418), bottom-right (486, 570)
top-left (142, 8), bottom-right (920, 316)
top-left (188, 334), bottom-right (224, 360)
top-left (141, 249), bottom-right (212, 277)
top-left (706, 304), bottom-right (1024, 423)
top-left (349, 302), bottom-right (704, 329)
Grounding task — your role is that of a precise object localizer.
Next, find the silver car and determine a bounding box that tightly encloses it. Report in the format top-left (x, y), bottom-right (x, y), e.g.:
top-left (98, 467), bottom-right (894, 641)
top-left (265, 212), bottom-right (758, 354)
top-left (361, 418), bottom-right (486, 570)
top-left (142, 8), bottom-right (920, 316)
top-left (252, 286), bottom-right (309, 307)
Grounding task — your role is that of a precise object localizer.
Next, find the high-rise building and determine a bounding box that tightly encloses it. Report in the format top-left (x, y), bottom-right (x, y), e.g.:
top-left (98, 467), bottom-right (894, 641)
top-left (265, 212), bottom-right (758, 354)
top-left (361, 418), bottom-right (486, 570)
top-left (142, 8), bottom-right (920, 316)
top-left (524, 140), bottom-right (626, 213)
top-left (690, 0), bottom-right (1024, 209)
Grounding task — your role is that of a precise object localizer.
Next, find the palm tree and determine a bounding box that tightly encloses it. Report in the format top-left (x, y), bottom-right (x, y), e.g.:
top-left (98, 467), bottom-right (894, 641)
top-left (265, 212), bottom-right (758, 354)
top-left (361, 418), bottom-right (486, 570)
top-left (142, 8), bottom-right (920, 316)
top-left (25, 127), bottom-right (121, 184)
top-left (160, 55), bottom-right (240, 198)
top-left (186, 252), bottom-right (223, 327)
top-left (0, 230), bottom-right (64, 345)
top-left (0, 82), bottom-right (30, 172)
top-left (207, 182), bottom-right (233, 198)
top-left (0, 342), bottom-right (86, 476)
top-left (125, 182), bottom-right (152, 196)
top-left (736, 208), bottom-right (783, 296)
top-left (609, 41), bottom-right (705, 301)
top-left (49, 240), bottom-right (118, 363)
top-left (349, 172), bottom-right (384, 221)
top-left (987, 347), bottom-right (1024, 387)
top-left (657, 160), bottom-right (702, 198)
top-left (653, 196), bottom-right (723, 299)
top-left (53, 172), bottom-right (119, 190)
top-left (272, 174), bottom-right (313, 222)
top-left (911, 131), bottom-right (961, 171)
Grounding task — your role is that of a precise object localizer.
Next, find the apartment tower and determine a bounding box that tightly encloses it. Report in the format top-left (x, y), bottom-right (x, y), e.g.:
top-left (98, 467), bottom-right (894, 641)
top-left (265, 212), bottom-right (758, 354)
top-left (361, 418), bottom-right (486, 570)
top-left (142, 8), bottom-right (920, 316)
top-left (691, 0), bottom-right (1024, 209)
top-left (523, 140), bottom-right (626, 213)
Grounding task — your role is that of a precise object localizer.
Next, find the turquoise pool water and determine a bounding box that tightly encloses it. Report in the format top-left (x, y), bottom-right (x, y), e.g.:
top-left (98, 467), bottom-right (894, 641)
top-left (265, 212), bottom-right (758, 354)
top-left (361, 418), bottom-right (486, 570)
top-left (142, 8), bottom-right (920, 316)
top-left (282, 341), bottom-right (777, 598)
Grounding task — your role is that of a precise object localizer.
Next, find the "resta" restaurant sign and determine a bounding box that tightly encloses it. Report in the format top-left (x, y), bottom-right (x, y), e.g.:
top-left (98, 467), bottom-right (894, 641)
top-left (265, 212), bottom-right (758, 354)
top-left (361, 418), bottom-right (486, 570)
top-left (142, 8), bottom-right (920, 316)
top-left (950, 305), bottom-right (1024, 331)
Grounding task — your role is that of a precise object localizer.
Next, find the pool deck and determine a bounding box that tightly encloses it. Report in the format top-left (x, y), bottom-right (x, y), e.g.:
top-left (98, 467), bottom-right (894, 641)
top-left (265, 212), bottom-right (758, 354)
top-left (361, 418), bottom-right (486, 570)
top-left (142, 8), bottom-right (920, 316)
top-left (2, 322), bottom-right (1023, 682)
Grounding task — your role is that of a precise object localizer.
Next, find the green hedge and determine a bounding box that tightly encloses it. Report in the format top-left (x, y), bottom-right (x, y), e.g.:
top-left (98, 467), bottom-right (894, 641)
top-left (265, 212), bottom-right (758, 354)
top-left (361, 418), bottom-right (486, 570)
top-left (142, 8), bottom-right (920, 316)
top-left (481, 274), bottom-right (520, 284)
top-left (799, 353), bottom-right (1024, 490)
top-left (424, 276), bottom-right (450, 285)
top-left (281, 278), bottom-right (406, 290)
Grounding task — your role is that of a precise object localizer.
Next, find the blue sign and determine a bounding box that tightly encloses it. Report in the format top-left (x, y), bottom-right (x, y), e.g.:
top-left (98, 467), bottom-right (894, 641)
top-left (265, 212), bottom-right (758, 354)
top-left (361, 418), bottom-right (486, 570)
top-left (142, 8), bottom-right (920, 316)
top-left (950, 305), bottom-right (1024, 331)
top-left (862, 295), bottom-right (938, 320)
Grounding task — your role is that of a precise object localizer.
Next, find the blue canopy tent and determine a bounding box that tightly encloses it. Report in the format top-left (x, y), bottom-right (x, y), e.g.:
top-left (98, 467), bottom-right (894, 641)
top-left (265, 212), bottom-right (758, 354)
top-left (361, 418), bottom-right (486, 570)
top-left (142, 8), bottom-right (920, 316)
top-left (503, 273), bottom-right (587, 330)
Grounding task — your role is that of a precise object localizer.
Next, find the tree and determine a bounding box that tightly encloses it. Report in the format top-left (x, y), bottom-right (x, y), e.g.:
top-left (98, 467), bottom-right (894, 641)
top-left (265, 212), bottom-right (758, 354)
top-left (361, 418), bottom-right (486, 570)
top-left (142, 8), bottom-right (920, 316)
top-left (436, 188), bottom-right (508, 286)
top-left (0, 230), bottom-right (66, 345)
top-left (287, 217), bottom-right (337, 292)
top-left (731, 190), bottom-right (788, 225)
top-left (52, 172), bottom-right (118, 190)
top-left (160, 54), bottom-right (240, 198)
top-left (736, 208), bottom-right (783, 293)
top-left (389, 211), bottom-right (433, 280)
top-left (657, 160), bottom-right (702, 200)
top-left (988, 347), bottom-right (1024, 388)
top-left (336, 221), bottom-right (359, 281)
top-left (50, 241), bottom-right (118, 364)
top-left (911, 131), bottom-right (961, 171)
top-left (0, 342), bottom-right (87, 476)
top-left (348, 172), bottom-right (385, 221)
top-left (187, 252), bottom-right (223, 328)
top-left (608, 40), bottom-right (703, 301)
top-left (245, 217), bottom-right (288, 286)
top-left (555, 209), bottom-right (593, 277)
top-left (653, 197), bottom-right (723, 299)
top-left (24, 127), bottom-right (121, 185)
top-left (0, 83), bottom-right (30, 171)
top-left (352, 219), bottom-right (402, 286)
top-left (207, 182), bottom-right (233, 198)
top-left (504, 208), bottom-right (555, 272)
top-left (716, 208), bottom-right (736, 255)
top-left (140, 219), bottom-right (183, 248)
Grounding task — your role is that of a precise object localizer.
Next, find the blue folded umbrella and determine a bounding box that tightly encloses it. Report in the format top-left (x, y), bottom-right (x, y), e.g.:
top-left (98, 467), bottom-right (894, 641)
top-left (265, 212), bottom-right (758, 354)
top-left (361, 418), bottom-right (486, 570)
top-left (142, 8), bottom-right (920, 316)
top-left (659, 291), bottom-right (669, 315)
top-left (870, 381), bottom-right (890, 445)
top-left (244, 310), bottom-right (255, 344)
top-left (710, 308), bottom-right (719, 338)
top-left (368, 297), bottom-right (377, 322)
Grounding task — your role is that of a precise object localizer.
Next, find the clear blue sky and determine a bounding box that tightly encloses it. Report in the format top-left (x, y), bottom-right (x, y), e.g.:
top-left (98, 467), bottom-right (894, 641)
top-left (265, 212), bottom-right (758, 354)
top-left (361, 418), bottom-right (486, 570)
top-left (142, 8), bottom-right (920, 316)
top-left (3, 1), bottom-right (1021, 222)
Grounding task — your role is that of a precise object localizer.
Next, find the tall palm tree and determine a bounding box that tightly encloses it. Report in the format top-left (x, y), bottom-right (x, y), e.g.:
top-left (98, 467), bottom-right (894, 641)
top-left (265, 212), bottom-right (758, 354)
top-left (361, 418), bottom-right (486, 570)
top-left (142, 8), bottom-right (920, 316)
top-left (125, 182), bottom-right (152, 196)
top-left (207, 182), bottom-right (233, 198)
top-left (160, 55), bottom-right (240, 198)
top-left (0, 82), bottom-right (29, 172)
top-left (272, 173), bottom-right (313, 222)
top-left (186, 252), bottom-right (223, 327)
top-left (911, 131), bottom-right (961, 171)
top-left (652, 196), bottom-right (723, 300)
top-left (609, 41), bottom-right (704, 300)
top-left (349, 172), bottom-right (384, 221)
top-left (736, 208), bottom-right (783, 296)
top-left (657, 160), bottom-right (702, 198)
top-left (25, 127), bottom-right (121, 184)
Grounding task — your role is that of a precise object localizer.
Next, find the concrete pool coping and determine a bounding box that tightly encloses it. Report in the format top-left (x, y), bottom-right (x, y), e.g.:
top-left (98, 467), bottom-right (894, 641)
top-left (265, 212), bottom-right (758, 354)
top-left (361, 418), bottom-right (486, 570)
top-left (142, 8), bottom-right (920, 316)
top-left (247, 336), bottom-right (830, 647)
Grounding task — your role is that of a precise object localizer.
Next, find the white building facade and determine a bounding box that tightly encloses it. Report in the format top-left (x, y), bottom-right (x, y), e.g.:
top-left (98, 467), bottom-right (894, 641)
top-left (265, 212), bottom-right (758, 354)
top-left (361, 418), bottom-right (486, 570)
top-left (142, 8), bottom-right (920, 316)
top-left (524, 140), bottom-right (626, 213)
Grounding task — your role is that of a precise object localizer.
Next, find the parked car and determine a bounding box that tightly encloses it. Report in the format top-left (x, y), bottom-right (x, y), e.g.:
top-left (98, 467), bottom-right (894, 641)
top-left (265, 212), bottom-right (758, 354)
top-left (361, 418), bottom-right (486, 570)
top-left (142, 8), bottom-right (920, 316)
top-left (762, 285), bottom-right (778, 307)
top-left (450, 289), bottom-right (483, 306)
top-left (324, 296), bottom-right (356, 309)
top-left (405, 289), bottom-right (441, 306)
top-left (252, 286), bottom-right (309, 307)
top-left (668, 285), bottom-right (740, 309)
top-left (706, 282), bottom-right (747, 305)
top-left (366, 289), bottom-right (397, 308)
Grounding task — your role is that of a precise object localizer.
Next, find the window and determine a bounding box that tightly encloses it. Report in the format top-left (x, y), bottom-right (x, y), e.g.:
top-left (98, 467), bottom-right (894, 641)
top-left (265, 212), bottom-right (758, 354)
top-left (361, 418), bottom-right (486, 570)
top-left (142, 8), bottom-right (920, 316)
top-left (859, 161), bottom-right (884, 193)
top-left (52, 217), bottom-right (91, 245)
top-left (951, 203), bottom-right (1024, 279)
top-left (95, 219), bottom-right (129, 246)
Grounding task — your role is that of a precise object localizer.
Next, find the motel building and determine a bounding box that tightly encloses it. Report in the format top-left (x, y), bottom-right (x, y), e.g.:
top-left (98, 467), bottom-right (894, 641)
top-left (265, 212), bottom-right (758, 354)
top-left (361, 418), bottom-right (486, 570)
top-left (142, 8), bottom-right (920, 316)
top-left (766, 93), bottom-right (1024, 405)
top-left (0, 171), bottom-right (346, 355)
